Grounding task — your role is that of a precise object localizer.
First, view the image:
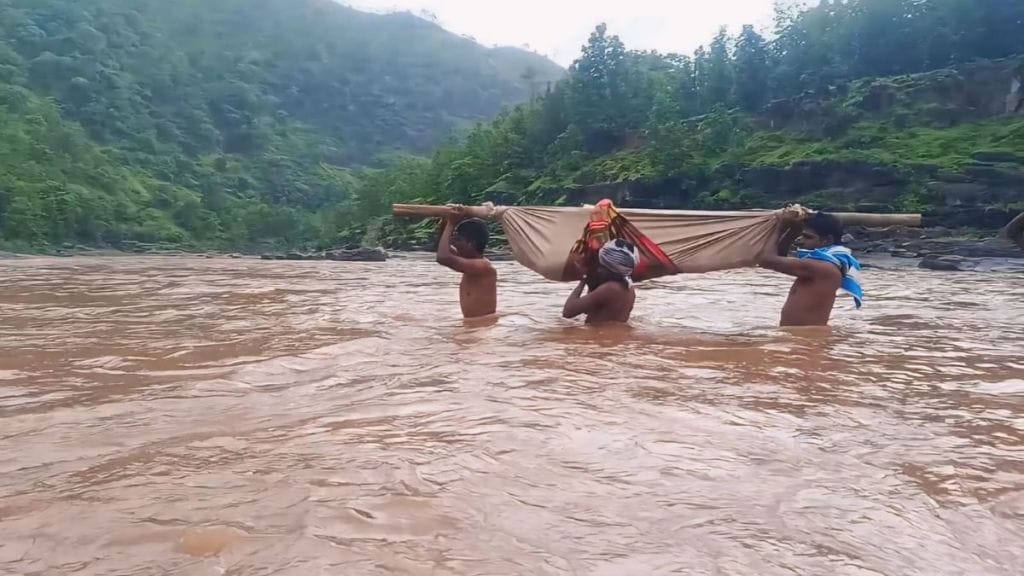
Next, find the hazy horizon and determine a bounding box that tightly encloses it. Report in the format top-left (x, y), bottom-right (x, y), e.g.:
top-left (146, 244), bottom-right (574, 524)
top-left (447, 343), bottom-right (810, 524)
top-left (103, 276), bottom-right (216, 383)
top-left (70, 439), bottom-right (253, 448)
top-left (343, 0), bottom-right (790, 66)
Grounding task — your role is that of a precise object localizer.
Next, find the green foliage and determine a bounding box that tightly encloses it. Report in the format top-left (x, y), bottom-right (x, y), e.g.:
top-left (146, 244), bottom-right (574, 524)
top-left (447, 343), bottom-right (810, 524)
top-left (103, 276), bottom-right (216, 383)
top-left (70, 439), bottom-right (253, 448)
top-left (0, 0), bottom-right (561, 250)
top-left (567, 25), bottom-right (639, 154)
top-left (733, 25), bottom-right (770, 113)
top-left (704, 28), bottom-right (735, 109)
top-left (369, 0), bottom-right (1024, 247)
top-left (3, 0), bottom-right (1023, 251)
top-left (771, 0), bottom-right (1024, 92)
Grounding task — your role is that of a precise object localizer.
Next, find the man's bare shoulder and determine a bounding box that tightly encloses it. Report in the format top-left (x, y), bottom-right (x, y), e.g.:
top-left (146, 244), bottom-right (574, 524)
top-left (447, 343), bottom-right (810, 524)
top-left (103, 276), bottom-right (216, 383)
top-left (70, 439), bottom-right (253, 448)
top-left (462, 258), bottom-right (496, 277)
top-left (589, 281), bottom-right (631, 301)
top-left (804, 258), bottom-right (843, 281)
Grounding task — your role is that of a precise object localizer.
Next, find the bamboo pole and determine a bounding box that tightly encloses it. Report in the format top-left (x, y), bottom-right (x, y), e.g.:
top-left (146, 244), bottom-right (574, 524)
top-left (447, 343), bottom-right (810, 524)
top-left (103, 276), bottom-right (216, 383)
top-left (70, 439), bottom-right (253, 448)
top-left (392, 203), bottom-right (922, 227)
top-left (831, 212), bottom-right (922, 227)
top-left (391, 204), bottom-right (505, 220)
top-left (393, 204), bottom-right (466, 219)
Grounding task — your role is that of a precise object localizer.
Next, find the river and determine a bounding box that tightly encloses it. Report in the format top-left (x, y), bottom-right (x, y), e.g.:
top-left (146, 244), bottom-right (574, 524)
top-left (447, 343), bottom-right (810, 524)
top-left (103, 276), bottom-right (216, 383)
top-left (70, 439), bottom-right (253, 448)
top-left (1, 255), bottom-right (1022, 575)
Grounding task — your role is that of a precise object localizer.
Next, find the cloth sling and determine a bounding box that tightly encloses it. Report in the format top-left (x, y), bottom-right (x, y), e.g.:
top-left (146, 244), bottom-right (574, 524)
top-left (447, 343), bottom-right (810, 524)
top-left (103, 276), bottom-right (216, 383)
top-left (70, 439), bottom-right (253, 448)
top-left (496, 202), bottom-right (790, 282)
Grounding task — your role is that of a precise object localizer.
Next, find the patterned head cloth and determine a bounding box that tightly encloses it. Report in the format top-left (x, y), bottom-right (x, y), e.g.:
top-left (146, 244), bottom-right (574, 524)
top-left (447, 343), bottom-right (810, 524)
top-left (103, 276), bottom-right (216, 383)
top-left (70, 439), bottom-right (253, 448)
top-left (598, 239), bottom-right (639, 281)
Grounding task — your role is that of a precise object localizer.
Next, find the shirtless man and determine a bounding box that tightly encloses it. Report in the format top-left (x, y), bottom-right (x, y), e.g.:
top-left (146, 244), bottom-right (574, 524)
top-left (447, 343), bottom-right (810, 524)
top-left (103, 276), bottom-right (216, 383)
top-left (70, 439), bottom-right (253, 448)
top-left (562, 239), bottom-right (637, 324)
top-left (759, 212), bottom-right (863, 327)
top-left (436, 211), bottom-right (497, 318)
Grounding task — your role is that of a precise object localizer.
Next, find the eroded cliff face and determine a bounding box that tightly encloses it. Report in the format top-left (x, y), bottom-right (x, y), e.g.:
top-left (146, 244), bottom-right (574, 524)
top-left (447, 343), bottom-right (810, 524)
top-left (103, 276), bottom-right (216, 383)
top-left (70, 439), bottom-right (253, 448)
top-left (758, 58), bottom-right (1024, 229)
top-left (761, 57), bottom-right (1024, 132)
top-left (565, 57), bottom-right (1024, 230)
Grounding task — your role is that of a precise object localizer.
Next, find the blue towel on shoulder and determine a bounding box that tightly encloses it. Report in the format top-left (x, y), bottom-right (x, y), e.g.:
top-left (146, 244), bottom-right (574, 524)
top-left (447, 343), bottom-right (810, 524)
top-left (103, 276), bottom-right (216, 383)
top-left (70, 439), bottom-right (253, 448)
top-left (796, 245), bottom-right (864, 309)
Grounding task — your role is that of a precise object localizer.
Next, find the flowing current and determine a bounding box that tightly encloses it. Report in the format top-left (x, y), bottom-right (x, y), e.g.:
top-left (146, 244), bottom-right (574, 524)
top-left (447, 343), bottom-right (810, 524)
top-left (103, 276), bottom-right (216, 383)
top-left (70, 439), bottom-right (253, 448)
top-left (1, 255), bottom-right (1022, 576)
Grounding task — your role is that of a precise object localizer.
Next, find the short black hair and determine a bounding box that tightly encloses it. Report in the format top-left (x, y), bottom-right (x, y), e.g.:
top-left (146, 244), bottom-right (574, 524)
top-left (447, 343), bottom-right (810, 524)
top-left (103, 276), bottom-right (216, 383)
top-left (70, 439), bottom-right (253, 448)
top-left (454, 218), bottom-right (488, 254)
top-left (805, 212), bottom-right (844, 245)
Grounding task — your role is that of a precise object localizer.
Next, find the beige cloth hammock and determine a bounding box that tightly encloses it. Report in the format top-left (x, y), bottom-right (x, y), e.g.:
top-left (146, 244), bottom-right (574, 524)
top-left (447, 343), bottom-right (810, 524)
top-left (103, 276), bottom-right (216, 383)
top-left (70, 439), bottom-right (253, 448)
top-left (393, 203), bottom-right (921, 282)
top-left (500, 206), bottom-right (784, 281)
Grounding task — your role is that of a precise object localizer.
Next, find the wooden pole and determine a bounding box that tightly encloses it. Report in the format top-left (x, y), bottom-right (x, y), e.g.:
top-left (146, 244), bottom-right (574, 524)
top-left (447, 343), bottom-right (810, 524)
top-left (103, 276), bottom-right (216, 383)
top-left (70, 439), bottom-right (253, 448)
top-left (391, 204), bottom-right (501, 220)
top-left (831, 212), bottom-right (922, 227)
top-left (391, 203), bottom-right (922, 227)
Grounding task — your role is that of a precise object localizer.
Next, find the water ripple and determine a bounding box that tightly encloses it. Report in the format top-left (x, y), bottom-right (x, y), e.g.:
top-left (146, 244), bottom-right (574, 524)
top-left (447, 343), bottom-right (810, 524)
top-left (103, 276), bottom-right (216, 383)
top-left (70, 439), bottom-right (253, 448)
top-left (0, 255), bottom-right (1022, 575)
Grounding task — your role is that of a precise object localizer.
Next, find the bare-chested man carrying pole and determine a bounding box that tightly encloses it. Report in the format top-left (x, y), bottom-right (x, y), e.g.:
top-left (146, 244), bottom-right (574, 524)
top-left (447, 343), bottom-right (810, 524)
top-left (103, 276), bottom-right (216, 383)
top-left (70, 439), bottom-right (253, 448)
top-left (759, 212), bottom-right (864, 327)
top-left (436, 209), bottom-right (497, 319)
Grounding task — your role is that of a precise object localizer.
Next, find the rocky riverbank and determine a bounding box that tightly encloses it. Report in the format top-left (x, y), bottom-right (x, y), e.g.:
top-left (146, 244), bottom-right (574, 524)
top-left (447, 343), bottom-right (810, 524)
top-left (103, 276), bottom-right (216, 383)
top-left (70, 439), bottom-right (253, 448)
top-left (845, 226), bottom-right (1023, 272)
top-left (5, 226), bottom-right (1020, 273)
top-left (1, 243), bottom-right (391, 263)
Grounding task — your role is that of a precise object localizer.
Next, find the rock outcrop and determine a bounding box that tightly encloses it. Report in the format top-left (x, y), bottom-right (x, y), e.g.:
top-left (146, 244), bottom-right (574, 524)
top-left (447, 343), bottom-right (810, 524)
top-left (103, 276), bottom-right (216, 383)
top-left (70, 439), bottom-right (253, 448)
top-left (919, 255), bottom-right (971, 271)
top-left (740, 159), bottom-right (907, 205)
top-left (844, 225), bottom-right (1023, 273)
top-left (325, 247), bottom-right (387, 262)
top-left (738, 57), bottom-right (1024, 230)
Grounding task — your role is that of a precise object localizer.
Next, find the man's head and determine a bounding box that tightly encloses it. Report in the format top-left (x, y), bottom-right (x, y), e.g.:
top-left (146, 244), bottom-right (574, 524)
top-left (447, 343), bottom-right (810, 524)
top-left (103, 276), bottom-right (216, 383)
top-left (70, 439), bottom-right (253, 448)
top-left (452, 218), bottom-right (488, 257)
top-left (595, 239), bottom-right (638, 284)
top-left (798, 212), bottom-right (843, 250)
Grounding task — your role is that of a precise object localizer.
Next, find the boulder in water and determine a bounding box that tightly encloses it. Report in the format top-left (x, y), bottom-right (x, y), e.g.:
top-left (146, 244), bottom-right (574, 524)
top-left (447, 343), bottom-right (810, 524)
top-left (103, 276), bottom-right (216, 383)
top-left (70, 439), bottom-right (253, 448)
top-left (947, 236), bottom-right (1024, 258)
top-left (262, 248), bottom-right (388, 262)
top-left (920, 255), bottom-right (978, 271)
top-left (325, 247), bottom-right (387, 262)
top-left (919, 254), bottom-right (1024, 273)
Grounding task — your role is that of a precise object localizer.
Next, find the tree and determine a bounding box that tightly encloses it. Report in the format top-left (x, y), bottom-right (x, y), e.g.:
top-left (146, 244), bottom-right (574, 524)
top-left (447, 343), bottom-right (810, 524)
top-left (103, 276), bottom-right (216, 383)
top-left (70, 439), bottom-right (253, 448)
top-left (705, 28), bottom-right (735, 108)
top-left (568, 24), bottom-right (630, 133)
top-left (646, 87), bottom-right (698, 178)
top-left (657, 53), bottom-right (700, 120)
top-left (692, 45), bottom-right (710, 110)
top-left (733, 25), bottom-right (770, 112)
top-left (848, 0), bottom-right (926, 77)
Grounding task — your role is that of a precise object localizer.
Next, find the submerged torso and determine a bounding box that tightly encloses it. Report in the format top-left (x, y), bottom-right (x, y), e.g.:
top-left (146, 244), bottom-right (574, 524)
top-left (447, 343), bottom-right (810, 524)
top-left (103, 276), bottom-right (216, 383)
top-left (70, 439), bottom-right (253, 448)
top-left (780, 262), bottom-right (841, 327)
top-left (460, 265), bottom-right (497, 319)
top-left (586, 281), bottom-right (635, 324)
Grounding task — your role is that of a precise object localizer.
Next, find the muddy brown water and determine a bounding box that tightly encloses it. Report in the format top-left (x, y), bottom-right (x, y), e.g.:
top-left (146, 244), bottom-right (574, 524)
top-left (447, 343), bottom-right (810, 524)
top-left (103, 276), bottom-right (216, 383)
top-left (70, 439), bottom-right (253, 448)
top-left (1, 255), bottom-right (1022, 575)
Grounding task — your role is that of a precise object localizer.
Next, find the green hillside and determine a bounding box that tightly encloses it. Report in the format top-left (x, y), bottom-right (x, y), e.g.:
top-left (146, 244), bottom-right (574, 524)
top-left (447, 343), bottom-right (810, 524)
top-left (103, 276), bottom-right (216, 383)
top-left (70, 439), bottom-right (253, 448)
top-left (365, 0), bottom-right (1024, 248)
top-left (3, 0), bottom-right (1023, 253)
top-left (0, 0), bottom-right (562, 250)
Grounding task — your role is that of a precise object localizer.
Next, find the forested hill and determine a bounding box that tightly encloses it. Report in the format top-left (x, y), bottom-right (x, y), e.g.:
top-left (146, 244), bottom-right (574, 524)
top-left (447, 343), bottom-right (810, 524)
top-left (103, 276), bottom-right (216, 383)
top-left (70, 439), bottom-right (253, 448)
top-left (4, 0), bottom-right (1023, 254)
top-left (369, 0), bottom-right (1024, 249)
top-left (0, 0), bottom-right (561, 251)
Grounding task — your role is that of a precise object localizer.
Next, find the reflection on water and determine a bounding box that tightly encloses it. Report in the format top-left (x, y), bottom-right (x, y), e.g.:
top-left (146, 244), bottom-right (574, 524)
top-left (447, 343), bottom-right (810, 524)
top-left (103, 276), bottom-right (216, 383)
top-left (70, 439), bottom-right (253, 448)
top-left (1, 254), bottom-right (1022, 575)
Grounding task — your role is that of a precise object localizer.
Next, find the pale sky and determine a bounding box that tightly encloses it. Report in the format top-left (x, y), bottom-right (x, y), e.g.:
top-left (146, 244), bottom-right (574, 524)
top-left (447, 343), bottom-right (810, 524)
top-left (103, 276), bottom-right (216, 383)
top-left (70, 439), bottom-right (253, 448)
top-left (343, 0), bottom-right (781, 66)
